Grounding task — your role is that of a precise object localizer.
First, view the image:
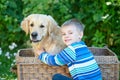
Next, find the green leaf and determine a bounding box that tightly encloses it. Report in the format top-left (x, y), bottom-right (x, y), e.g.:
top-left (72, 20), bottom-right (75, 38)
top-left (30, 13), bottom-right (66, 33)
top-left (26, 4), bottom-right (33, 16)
top-left (93, 12), bottom-right (103, 22)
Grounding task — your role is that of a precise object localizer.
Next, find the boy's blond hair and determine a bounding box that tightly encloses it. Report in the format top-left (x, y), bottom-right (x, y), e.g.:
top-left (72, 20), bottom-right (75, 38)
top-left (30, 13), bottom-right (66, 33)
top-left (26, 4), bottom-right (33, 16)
top-left (61, 19), bottom-right (85, 33)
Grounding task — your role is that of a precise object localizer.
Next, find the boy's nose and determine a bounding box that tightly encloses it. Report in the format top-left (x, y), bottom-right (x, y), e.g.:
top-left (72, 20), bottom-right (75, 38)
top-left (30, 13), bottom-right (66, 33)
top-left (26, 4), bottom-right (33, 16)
top-left (64, 35), bottom-right (69, 38)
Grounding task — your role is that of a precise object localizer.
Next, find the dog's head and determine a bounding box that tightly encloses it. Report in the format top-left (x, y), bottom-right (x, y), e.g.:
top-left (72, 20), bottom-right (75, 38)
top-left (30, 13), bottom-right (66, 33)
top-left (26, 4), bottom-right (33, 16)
top-left (21, 14), bottom-right (59, 43)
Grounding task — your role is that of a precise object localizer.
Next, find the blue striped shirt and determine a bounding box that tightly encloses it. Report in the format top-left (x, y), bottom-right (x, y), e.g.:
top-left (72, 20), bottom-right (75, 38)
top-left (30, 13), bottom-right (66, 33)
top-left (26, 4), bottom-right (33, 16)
top-left (38, 41), bottom-right (102, 80)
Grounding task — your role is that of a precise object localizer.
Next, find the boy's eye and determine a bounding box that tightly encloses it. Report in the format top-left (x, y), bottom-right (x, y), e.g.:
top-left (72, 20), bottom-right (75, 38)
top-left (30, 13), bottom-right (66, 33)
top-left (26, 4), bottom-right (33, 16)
top-left (69, 32), bottom-right (73, 34)
top-left (62, 33), bottom-right (66, 35)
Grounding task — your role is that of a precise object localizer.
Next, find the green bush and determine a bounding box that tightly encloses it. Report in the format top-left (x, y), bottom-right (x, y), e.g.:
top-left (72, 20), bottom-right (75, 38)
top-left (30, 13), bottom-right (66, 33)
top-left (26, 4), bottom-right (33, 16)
top-left (0, 0), bottom-right (120, 79)
top-left (0, 0), bottom-right (26, 79)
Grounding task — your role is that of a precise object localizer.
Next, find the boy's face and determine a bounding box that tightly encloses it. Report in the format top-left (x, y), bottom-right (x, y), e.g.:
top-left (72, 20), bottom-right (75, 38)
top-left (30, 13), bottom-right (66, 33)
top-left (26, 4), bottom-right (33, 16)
top-left (61, 25), bottom-right (83, 46)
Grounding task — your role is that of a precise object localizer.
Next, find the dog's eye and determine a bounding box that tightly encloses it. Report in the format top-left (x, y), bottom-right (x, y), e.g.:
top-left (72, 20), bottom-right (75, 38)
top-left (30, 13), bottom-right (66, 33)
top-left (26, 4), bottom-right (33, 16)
top-left (30, 23), bottom-right (34, 27)
top-left (40, 25), bottom-right (44, 28)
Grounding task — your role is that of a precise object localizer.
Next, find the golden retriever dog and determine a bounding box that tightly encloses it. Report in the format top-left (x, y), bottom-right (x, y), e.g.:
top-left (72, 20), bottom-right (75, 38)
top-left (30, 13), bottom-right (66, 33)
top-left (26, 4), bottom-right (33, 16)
top-left (21, 14), bottom-right (66, 56)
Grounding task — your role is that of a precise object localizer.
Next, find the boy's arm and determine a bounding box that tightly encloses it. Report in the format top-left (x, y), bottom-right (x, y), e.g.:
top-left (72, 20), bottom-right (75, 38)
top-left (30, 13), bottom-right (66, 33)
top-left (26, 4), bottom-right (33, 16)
top-left (38, 47), bottom-right (76, 66)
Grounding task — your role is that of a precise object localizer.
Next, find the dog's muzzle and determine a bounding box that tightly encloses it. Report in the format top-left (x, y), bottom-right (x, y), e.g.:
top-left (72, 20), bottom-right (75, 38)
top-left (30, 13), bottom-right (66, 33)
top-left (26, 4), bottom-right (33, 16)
top-left (31, 32), bottom-right (38, 39)
top-left (31, 32), bottom-right (41, 42)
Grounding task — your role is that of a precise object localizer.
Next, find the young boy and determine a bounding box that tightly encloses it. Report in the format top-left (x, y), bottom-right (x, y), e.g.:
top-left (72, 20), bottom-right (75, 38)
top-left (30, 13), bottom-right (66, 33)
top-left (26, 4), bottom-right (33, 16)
top-left (36, 19), bottom-right (102, 80)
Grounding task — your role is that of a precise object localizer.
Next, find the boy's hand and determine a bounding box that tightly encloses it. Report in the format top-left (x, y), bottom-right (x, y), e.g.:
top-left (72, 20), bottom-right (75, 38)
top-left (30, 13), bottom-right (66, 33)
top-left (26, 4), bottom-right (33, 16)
top-left (35, 48), bottom-right (45, 56)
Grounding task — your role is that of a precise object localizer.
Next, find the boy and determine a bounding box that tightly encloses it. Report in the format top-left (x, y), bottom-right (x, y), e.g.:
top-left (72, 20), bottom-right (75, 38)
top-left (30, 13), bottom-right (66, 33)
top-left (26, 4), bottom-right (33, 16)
top-left (36, 19), bottom-right (102, 80)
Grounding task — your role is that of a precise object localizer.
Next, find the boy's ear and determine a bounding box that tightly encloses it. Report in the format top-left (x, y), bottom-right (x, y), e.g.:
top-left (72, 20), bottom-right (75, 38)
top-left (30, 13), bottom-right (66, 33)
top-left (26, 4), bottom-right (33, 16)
top-left (79, 32), bottom-right (83, 39)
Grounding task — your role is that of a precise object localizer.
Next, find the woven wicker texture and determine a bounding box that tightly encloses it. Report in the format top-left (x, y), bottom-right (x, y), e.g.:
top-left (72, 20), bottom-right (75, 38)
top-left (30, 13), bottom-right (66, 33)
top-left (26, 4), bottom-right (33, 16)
top-left (16, 47), bottom-right (119, 80)
top-left (17, 64), bottom-right (70, 80)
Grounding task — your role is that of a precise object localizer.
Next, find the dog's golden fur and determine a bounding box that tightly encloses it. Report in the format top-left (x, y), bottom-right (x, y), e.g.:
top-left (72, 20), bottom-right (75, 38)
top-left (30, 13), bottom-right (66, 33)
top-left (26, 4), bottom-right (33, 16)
top-left (21, 14), bottom-right (66, 55)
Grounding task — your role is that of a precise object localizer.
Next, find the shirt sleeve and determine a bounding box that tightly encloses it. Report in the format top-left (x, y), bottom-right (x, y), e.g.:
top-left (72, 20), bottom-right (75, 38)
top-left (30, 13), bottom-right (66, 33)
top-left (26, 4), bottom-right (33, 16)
top-left (38, 47), bottom-right (76, 66)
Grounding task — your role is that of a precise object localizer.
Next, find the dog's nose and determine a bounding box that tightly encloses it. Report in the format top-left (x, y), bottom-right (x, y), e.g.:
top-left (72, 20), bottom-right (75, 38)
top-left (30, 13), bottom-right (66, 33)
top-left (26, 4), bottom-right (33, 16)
top-left (31, 32), bottom-right (38, 38)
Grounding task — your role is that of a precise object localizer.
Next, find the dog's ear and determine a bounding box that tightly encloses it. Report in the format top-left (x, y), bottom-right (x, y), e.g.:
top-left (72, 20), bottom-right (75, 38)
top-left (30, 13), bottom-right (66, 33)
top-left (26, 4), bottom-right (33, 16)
top-left (21, 17), bottom-right (30, 35)
top-left (47, 15), bottom-right (59, 35)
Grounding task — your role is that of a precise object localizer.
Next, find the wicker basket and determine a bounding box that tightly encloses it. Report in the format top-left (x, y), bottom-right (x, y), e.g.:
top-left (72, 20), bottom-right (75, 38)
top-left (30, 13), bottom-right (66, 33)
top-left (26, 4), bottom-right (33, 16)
top-left (16, 47), bottom-right (119, 80)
